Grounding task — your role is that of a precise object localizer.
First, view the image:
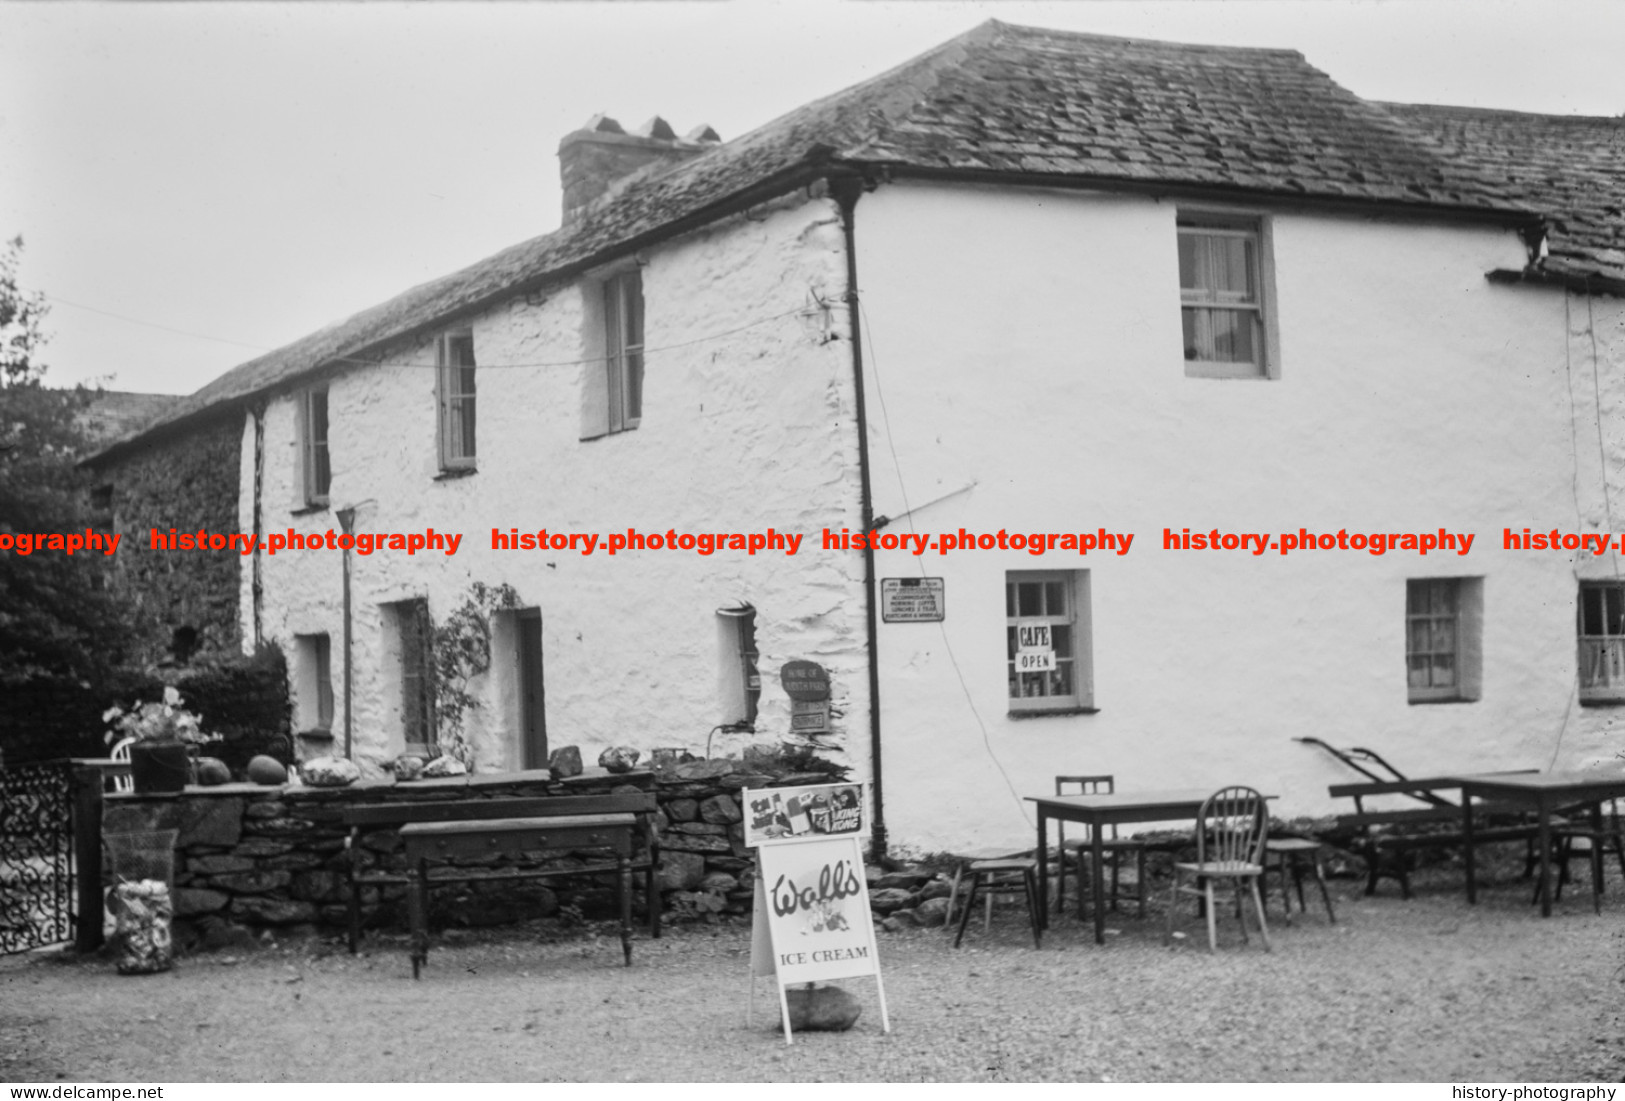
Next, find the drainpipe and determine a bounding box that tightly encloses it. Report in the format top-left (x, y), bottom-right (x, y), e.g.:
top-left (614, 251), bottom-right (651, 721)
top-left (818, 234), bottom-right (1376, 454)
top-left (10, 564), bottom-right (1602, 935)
top-left (831, 175), bottom-right (887, 863)
top-left (337, 506), bottom-right (356, 760)
top-left (250, 401), bottom-right (265, 649)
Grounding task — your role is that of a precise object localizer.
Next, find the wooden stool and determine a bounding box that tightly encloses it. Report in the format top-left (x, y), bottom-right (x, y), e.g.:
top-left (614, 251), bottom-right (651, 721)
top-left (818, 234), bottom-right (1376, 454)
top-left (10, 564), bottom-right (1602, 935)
top-left (952, 858), bottom-right (1042, 948)
top-left (1263, 837), bottom-right (1336, 924)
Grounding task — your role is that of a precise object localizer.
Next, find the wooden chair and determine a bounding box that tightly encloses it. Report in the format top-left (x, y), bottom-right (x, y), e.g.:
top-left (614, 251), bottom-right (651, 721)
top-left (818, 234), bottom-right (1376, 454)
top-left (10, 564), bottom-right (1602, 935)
top-left (108, 736), bottom-right (135, 794)
top-left (946, 846), bottom-right (1034, 934)
top-left (1262, 836), bottom-right (1336, 924)
top-left (1538, 797), bottom-right (1625, 914)
top-left (1055, 774), bottom-right (1148, 918)
top-left (952, 855), bottom-right (1042, 949)
top-left (1165, 786), bottom-right (1271, 952)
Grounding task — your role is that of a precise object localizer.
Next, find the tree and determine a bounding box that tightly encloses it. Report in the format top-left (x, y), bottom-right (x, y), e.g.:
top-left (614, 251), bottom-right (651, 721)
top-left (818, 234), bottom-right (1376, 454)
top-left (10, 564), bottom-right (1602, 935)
top-left (0, 235), bottom-right (132, 684)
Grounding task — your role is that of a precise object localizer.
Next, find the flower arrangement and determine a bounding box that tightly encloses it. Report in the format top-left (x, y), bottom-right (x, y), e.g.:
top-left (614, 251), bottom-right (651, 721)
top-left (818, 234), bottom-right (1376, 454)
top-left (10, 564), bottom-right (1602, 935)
top-left (103, 686), bottom-right (216, 747)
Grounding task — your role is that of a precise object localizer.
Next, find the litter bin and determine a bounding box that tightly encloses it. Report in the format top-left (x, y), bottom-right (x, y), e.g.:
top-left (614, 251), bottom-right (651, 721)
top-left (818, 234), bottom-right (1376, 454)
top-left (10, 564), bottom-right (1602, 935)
top-left (105, 830), bottom-right (177, 974)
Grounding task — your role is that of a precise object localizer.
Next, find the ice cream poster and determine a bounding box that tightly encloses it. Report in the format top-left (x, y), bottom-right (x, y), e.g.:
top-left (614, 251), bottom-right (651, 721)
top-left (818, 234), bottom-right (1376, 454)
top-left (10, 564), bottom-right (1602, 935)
top-left (742, 783), bottom-right (864, 848)
top-left (750, 835), bottom-right (885, 990)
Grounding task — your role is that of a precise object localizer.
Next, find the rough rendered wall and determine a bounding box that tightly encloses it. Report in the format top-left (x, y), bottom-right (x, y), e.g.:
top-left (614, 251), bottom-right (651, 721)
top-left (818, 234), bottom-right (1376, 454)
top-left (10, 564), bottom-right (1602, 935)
top-left (853, 180), bottom-right (1617, 852)
top-left (1565, 291), bottom-right (1625, 763)
top-left (253, 197), bottom-right (869, 779)
top-left (88, 415), bottom-right (244, 665)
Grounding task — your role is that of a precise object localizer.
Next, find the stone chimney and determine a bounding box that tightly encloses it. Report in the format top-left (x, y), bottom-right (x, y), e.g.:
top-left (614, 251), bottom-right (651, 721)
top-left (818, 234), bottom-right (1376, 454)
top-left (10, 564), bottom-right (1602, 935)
top-left (558, 115), bottom-right (722, 225)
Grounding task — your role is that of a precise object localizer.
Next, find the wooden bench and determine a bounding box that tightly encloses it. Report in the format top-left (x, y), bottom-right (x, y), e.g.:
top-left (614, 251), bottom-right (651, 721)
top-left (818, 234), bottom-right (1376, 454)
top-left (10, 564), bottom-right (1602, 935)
top-left (1329, 776), bottom-right (1544, 898)
top-left (342, 793), bottom-right (661, 953)
top-left (402, 813), bottom-right (636, 978)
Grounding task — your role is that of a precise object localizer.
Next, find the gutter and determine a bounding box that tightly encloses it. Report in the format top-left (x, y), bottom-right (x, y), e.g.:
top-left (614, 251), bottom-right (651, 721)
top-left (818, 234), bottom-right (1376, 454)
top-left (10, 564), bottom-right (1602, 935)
top-left (830, 174), bottom-right (888, 864)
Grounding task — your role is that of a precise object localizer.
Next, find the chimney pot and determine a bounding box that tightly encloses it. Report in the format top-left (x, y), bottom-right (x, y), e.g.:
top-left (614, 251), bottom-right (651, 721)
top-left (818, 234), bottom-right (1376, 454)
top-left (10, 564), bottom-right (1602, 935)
top-left (557, 115), bottom-right (717, 225)
top-left (633, 116), bottom-right (678, 141)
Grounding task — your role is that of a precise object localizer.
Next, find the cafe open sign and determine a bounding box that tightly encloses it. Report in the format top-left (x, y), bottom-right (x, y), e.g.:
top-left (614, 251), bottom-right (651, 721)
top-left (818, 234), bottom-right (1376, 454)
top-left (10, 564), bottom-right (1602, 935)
top-left (1015, 623), bottom-right (1056, 672)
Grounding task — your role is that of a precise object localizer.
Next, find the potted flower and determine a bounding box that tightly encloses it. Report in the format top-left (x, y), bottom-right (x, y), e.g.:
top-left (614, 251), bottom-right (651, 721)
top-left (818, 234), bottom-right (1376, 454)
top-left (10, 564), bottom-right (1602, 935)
top-left (104, 687), bottom-right (217, 794)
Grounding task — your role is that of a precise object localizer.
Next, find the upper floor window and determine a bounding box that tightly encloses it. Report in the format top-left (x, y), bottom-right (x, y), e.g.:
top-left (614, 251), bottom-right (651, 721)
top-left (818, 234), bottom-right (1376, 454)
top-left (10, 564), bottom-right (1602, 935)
top-left (298, 387), bottom-right (331, 507)
top-left (604, 270), bottom-right (644, 434)
top-left (1178, 215), bottom-right (1276, 379)
top-left (1578, 582), bottom-right (1625, 704)
top-left (437, 332), bottom-right (476, 471)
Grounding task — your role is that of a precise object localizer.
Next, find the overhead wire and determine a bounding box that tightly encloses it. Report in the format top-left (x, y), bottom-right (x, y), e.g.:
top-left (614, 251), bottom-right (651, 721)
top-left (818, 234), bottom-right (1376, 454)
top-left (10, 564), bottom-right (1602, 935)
top-left (857, 296), bottom-right (1033, 831)
top-left (45, 292), bottom-right (820, 372)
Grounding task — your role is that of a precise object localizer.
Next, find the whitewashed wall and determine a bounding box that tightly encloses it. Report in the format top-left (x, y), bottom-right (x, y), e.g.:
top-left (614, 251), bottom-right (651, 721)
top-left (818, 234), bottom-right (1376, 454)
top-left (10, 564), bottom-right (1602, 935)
top-left (852, 180), bottom-right (1621, 853)
top-left (250, 197), bottom-right (870, 779)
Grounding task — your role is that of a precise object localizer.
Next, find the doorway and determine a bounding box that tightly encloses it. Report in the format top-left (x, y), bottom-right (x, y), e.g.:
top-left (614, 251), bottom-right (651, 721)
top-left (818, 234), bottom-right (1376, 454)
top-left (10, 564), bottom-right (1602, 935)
top-left (517, 608), bottom-right (547, 769)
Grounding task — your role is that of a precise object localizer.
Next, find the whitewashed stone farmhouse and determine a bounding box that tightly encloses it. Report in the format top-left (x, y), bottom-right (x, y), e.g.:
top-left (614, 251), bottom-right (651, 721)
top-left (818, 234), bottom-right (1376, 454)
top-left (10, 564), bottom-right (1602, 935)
top-left (95, 22), bottom-right (1625, 853)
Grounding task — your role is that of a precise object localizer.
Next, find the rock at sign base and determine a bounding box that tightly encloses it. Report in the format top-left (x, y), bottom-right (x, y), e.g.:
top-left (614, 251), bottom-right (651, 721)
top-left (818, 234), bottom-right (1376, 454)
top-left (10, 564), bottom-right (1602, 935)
top-left (598, 745), bottom-right (641, 773)
top-left (246, 755), bottom-right (288, 785)
top-left (302, 756), bottom-right (361, 788)
top-left (421, 755), bottom-right (467, 779)
top-left (195, 757), bottom-right (231, 786)
top-left (548, 745), bottom-right (583, 780)
top-left (781, 984), bottom-right (861, 1032)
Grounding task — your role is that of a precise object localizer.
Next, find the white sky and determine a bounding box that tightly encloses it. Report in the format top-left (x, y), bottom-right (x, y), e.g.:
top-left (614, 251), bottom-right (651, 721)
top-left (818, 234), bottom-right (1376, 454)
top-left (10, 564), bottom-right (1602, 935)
top-left (2, 0), bottom-right (1621, 396)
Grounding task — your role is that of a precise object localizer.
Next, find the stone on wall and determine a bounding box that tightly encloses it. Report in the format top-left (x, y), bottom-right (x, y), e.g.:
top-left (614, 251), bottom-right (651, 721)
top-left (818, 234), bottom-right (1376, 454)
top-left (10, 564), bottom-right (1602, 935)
top-left (655, 851), bottom-right (707, 891)
top-left (698, 794), bottom-right (742, 824)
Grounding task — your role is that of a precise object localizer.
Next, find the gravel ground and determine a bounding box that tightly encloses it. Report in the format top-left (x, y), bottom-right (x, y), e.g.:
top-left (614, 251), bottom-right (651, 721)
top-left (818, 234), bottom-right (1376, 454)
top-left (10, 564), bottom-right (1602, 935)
top-left (3, 864), bottom-right (1623, 1083)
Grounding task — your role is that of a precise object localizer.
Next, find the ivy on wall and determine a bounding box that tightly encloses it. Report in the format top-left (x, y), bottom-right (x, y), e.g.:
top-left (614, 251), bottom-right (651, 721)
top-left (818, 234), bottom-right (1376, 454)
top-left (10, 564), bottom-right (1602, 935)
top-left (431, 582), bottom-right (521, 768)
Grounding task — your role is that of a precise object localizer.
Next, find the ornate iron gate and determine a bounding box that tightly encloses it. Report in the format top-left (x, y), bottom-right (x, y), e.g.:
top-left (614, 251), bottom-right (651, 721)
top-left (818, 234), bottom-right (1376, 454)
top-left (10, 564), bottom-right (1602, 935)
top-left (0, 761), bottom-right (76, 954)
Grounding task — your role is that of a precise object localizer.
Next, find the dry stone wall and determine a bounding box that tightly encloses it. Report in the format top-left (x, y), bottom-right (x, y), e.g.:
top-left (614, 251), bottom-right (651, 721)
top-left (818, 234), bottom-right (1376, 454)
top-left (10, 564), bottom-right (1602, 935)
top-left (100, 760), bottom-right (849, 937)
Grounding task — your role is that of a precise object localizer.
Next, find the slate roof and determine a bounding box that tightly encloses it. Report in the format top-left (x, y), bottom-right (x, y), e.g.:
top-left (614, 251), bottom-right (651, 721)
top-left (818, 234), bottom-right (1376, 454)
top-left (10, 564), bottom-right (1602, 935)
top-left (75, 391), bottom-right (181, 447)
top-left (97, 19), bottom-right (1553, 458)
top-left (1383, 103), bottom-right (1625, 292)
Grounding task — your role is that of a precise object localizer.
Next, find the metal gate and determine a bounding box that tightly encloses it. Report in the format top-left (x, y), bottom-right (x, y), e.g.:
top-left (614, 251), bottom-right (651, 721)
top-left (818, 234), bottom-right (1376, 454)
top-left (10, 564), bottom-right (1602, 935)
top-left (0, 760), bottom-right (76, 954)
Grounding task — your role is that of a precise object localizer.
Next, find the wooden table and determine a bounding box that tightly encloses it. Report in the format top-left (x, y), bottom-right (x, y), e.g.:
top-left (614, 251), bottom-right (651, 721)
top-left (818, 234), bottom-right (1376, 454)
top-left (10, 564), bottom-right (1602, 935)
top-left (1453, 771), bottom-right (1625, 916)
top-left (399, 812), bottom-right (636, 978)
top-left (1027, 788), bottom-right (1213, 945)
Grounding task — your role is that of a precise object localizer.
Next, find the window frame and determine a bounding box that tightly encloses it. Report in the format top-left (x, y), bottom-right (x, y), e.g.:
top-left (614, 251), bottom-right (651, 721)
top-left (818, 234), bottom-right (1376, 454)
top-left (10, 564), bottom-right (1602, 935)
top-left (297, 386), bottom-right (331, 508)
top-left (1405, 577), bottom-right (1483, 705)
top-left (604, 270), bottom-right (644, 434)
top-left (436, 331), bottom-right (477, 472)
top-left (293, 632), bottom-right (334, 732)
top-left (1006, 570), bottom-right (1093, 715)
top-left (1577, 581), bottom-right (1625, 704)
top-left (1177, 212), bottom-right (1280, 380)
top-left (717, 604), bottom-right (761, 727)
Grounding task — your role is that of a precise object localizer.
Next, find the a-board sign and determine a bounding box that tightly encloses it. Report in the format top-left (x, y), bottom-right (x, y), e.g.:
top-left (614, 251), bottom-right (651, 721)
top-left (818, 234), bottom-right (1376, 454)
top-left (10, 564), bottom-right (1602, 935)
top-left (744, 783), bottom-right (890, 1044)
top-left (779, 660), bottom-right (830, 702)
top-left (880, 577), bottom-right (945, 622)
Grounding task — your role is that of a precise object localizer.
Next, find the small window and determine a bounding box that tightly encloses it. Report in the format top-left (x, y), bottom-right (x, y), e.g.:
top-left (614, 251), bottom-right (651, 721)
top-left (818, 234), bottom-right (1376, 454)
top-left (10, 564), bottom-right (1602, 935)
top-left (1577, 582), bottom-right (1625, 704)
top-left (1178, 215), bottom-right (1275, 379)
top-left (717, 604), bottom-right (760, 727)
top-left (298, 387), bottom-right (331, 507)
top-left (90, 484), bottom-right (114, 512)
top-left (437, 332), bottom-right (476, 471)
top-left (387, 599), bottom-right (437, 752)
top-left (604, 271), bottom-right (644, 434)
top-left (293, 632), bottom-right (334, 731)
top-left (1007, 571), bottom-right (1092, 714)
top-left (1406, 578), bottom-right (1483, 704)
